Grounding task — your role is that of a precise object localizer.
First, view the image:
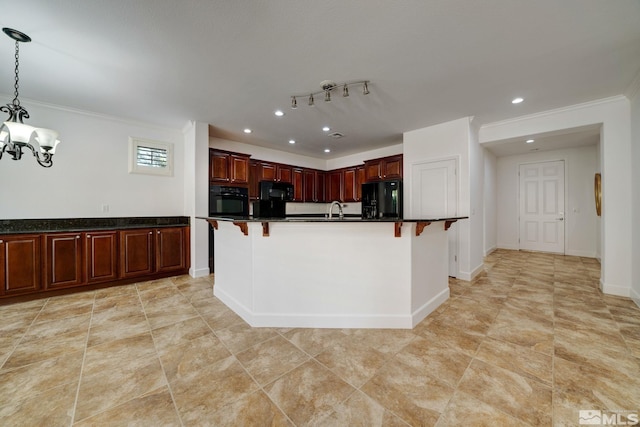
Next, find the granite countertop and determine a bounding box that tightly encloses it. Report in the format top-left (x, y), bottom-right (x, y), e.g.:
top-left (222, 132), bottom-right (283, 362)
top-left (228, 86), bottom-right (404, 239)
top-left (198, 215), bottom-right (467, 223)
top-left (0, 216), bottom-right (190, 235)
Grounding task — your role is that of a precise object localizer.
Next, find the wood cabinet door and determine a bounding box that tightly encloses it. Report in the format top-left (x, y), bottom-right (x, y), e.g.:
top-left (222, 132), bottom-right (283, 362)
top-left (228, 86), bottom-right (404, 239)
top-left (210, 150), bottom-right (230, 182)
top-left (316, 171), bottom-right (326, 202)
top-left (0, 235), bottom-right (41, 296)
top-left (86, 231), bottom-right (118, 284)
top-left (45, 233), bottom-right (85, 290)
top-left (343, 168), bottom-right (357, 202)
top-left (383, 156), bottom-right (403, 179)
top-left (356, 166), bottom-right (366, 201)
top-left (155, 228), bottom-right (187, 273)
top-left (277, 165), bottom-right (292, 183)
top-left (258, 162), bottom-right (277, 182)
top-left (292, 168), bottom-right (304, 201)
top-left (364, 160), bottom-right (382, 182)
top-left (249, 160), bottom-right (259, 199)
top-left (230, 155), bottom-right (249, 184)
top-left (327, 170), bottom-right (343, 202)
top-left (120, 229), bottom-right (154, 278)
top-left (302, 169), bottom-right (315, 202)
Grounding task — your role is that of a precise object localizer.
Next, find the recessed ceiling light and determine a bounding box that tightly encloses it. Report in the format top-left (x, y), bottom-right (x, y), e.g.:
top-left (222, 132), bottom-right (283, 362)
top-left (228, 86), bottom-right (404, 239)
top-left (324, 148), bottom-right (331, 153)
top-left (274, 110), bottom-right (284, 117)
top-left (526, 139), bottom-right (534, 143)
top-left (289, 139), bottom-right (296, 144)
top-left (243, 128), bottom-right (252, 134)
top-left (512, 97), bottom-right (524, 104)
top-left (322, 126), bottom-right (330, 132)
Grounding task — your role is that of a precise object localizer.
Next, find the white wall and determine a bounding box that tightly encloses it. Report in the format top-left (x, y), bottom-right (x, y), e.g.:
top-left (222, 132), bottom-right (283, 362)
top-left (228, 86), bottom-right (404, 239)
top-left (403, 117), bottom-right (484, 281)
top-left (495, 146), bottom-right (598, 257)
top-left (0, 97), bottom-right (185, 219)
top-left (468, 122), bottom-right (484, 276)
top-left (327, 143), bottom-right (403, 170)
top-left (630, 86), bottom-right (640, 306)
top-left (483, 150), bottom-right (497, 255)
top-left (481, 96), bottom-right (632, 297)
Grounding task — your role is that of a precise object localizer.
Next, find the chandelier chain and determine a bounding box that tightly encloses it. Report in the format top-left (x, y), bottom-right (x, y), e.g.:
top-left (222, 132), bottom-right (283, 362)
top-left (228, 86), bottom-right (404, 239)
top-left (13, 40), bottom-right (20, 106)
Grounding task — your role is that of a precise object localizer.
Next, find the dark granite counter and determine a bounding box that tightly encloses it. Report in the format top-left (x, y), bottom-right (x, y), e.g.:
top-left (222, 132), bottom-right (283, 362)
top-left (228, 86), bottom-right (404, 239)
top-left (0, 216), bottom-right (190, 235)
top-left (197, 215), bottom-right (467, 223)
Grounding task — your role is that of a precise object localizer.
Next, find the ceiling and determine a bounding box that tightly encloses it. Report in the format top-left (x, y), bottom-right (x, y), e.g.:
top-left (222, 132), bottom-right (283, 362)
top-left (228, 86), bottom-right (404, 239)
top-left (2, 1), bottom-right (639, 159)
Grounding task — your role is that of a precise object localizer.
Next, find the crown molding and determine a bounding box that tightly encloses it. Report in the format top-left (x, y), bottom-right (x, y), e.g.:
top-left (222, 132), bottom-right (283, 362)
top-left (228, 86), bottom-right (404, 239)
top-left (0, 92), bottom-right (181, 133)
top-left (480, 95), bottom-right (628, 131)
top-left (625, 68), bottom-right (640, 100)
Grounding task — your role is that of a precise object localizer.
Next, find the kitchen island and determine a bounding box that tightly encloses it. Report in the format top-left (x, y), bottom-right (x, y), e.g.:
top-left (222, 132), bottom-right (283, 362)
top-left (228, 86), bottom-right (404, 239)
top-left (199, 215), bottom-right (465, 329)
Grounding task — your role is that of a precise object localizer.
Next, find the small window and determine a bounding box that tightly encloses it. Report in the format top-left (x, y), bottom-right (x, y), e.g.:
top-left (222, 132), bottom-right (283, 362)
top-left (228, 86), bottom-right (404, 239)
top-left (129, 137), bottom-right (174, 176)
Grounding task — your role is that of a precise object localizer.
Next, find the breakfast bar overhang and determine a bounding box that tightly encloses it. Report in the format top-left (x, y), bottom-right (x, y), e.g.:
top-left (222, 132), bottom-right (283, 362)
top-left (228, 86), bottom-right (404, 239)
top-left (200, 216), bottom-right (465, 329)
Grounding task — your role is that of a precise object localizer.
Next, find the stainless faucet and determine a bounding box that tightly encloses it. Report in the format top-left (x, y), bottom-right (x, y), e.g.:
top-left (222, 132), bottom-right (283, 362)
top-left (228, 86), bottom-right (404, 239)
top-left (328, 201), bottom-right (344, 219)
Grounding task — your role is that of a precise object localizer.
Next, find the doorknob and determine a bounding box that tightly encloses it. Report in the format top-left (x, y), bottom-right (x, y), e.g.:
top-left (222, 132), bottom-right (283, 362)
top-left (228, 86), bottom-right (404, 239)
top-left (556, 217), bottom-right (564, 221)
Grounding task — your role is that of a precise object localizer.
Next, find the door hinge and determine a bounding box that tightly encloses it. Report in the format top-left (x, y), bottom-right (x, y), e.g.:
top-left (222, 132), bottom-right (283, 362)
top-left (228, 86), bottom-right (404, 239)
top-left (455, 255), bottom-right (457, 261)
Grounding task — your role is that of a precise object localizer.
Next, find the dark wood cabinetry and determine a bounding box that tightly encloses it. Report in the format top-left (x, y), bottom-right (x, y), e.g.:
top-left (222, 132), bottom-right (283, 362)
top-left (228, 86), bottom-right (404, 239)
top-left (120, 229), bottom-right (155, 279)
top-left (292, 168), bottom-right (304, 201)
top-left (327, 170), bottom-right (343, 202)
top-left (155, 227), bottom-right (188, 273)
top-left (364, 155), bottom-right (403, 182)
top-left (120, 227), bottom-right (188, 279)
top-left (302, 169), bottom-right (325, 202)
top-left (343, 166), bottom-right (365, 202)
top-left (209, 149), bottom-right (250, 185)
top-left (86, 231), bottom-right (118, 284)
top-left (0, 235), bottom-right (41, 296)
top-left (277, 165), bottom-right (292, 183)
top-left (44, 233), bottom-right (84, 290)
top-left (1, 224), bottom-right (189, 302)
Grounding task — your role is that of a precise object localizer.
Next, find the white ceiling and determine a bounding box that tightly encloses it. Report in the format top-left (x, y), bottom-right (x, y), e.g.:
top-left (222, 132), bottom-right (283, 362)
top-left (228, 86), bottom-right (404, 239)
top-left (2, 1), bottom-right (639, 159)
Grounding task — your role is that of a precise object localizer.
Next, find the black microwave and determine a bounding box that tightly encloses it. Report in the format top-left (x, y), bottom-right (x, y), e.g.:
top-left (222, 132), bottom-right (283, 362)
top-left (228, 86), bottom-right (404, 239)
top-left (259, 181), bottom-right (293, 201)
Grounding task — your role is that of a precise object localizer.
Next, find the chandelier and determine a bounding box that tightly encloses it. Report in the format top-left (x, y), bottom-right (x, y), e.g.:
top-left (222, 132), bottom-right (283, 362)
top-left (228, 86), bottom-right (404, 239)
top-left (0, 28), bottom-right (60, 168)
top-left (291, 79), bottom-right (370, 108)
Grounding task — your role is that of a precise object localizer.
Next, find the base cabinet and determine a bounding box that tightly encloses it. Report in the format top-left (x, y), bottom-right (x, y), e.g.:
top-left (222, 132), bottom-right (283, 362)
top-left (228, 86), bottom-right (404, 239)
top-left (86, 231), bottom-right (119, 284)
top-left (0, 226), bottom-right (189, 301)
top-left (44, 233), bottom-right (84, 290)
top-left (0, 235), bottom-right (42, 296)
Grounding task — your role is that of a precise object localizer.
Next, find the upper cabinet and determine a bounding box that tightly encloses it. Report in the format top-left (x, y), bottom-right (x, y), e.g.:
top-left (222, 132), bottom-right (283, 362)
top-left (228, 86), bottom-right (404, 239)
top-left (209, 149), bottom-right (251, 185)
top-left (343, 166), bottom-right (365, 202)
top-left (364, 155), bottom-right (403, 182)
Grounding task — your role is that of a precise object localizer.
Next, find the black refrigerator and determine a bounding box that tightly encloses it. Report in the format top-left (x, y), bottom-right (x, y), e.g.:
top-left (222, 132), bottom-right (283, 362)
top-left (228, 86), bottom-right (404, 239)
top-left (361, 180), bottom-right (403, 219)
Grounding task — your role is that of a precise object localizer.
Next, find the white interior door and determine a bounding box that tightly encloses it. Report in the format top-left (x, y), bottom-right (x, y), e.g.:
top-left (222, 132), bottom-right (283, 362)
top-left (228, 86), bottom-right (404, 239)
top-left (411, 158), bottom-right (458, 276)
top-left (519, 160), bottom-right (565, 254)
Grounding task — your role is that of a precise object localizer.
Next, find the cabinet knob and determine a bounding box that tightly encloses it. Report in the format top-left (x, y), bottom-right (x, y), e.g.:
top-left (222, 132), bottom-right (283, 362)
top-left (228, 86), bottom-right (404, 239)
top-left (76, 235), bottom-right (80, 239)
top-left (149, 231), bottom-right (153, 235)
top-left (157, 231), bottom-right (160, 234)
top-left (0, 240), bottom-right (3, 244)
top-left (87, 235), bottom-right (91, 238)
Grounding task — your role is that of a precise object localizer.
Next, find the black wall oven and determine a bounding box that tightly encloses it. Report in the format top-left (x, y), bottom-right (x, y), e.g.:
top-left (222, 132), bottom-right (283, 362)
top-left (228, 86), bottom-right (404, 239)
top-left (209, 185), bottom-right (249, 272)
top-left (209, 185), bottom-right (249, 217)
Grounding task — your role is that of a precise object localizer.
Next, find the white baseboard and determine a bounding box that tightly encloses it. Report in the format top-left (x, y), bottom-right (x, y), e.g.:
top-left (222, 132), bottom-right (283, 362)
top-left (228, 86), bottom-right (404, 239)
top-left (497, 243), bottom-right (519, 250)
top-left (600, 279), bottom-right (630, 298)
top-left (215, 284), bottom-right (448, 330)
top-left (189, 267), bottom-right (211, 278)
top-left (458, 263), bottom-right (484, 281)
top-left (411, 287), bottom-right (450, 327)
top-left (565, 249), bottom-right (597, 258)
top-left (630, 287), bottom-right (640, 309)
top-left (484, 246), bottom-right (497, 256)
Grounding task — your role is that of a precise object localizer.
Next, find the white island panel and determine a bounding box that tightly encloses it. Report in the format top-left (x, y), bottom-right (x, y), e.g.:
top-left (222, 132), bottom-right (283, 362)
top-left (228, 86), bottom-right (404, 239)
top-left (212, 220), bottom-right (450, 329)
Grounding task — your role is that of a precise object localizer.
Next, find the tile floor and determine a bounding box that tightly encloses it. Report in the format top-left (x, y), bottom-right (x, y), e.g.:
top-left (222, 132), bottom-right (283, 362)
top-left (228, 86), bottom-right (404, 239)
top-left (1, 249), bottom-right (639, 426)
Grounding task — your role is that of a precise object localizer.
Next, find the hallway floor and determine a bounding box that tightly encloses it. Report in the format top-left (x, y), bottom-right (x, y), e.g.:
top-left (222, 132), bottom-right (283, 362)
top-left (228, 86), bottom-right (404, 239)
top-left (1, 249), bottom-right (639, 426)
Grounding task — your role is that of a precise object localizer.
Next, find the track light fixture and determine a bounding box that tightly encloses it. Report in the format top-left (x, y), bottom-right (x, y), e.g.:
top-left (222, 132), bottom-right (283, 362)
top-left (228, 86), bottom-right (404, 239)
top-left (1, 28), bottom-right (60, 168)
top-left (290, 80), bottom-right (370, 109)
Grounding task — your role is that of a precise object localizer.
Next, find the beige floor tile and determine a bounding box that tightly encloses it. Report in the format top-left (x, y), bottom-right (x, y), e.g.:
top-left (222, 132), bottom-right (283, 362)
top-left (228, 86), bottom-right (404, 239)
top-left (394, 335), bottom-right (472, 388)
top-left (87, 312), bottom-right (150, 347)
top-left (487, 305), bottom-right (554, 355)
top-left (82, 333), bottom-right (157, 377)
top-left (170, 355), bottom-right (259, 423)
top-left (74, 386), bottom-right (181, 426)
top-left (475, 336), bottom-right (552, 385)
top-left (361, 358), bottom-right (454, 426)
top-left (0, 380), bottom-right (77, 426)
top-left (266, 359), bottom-right (355, 426)
top-left (457, 359), bottom-right (552, 426)
top-left (340, 328), bottom-right (417, 355)
top-left (159, 333), bottom-right (230, 382)
top-left (236, 335), bottom-right (310, 386)
top-left (435, 390), bottom-right (531, 427)
top-left (215, 322), bottom-right (279, 354)
top-left (3, 326), bottom-right (88, 369)
top-left (319, 390), bottom-right (408, 427)
top-left (151, 316), bottom-right (213, 355)
top-left (0, 350), bottom-right (83, 407)
top-left (315, 339), bottom-right (388, 388)
top-left (283, 328), bottom-right (349, 357)
top-left (206, 390), bottom-right (294, 427)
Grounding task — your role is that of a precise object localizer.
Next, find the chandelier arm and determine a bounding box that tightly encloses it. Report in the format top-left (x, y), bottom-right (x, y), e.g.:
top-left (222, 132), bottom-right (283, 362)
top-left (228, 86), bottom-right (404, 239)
top-left (23, 142), bottom-right (53, 168)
